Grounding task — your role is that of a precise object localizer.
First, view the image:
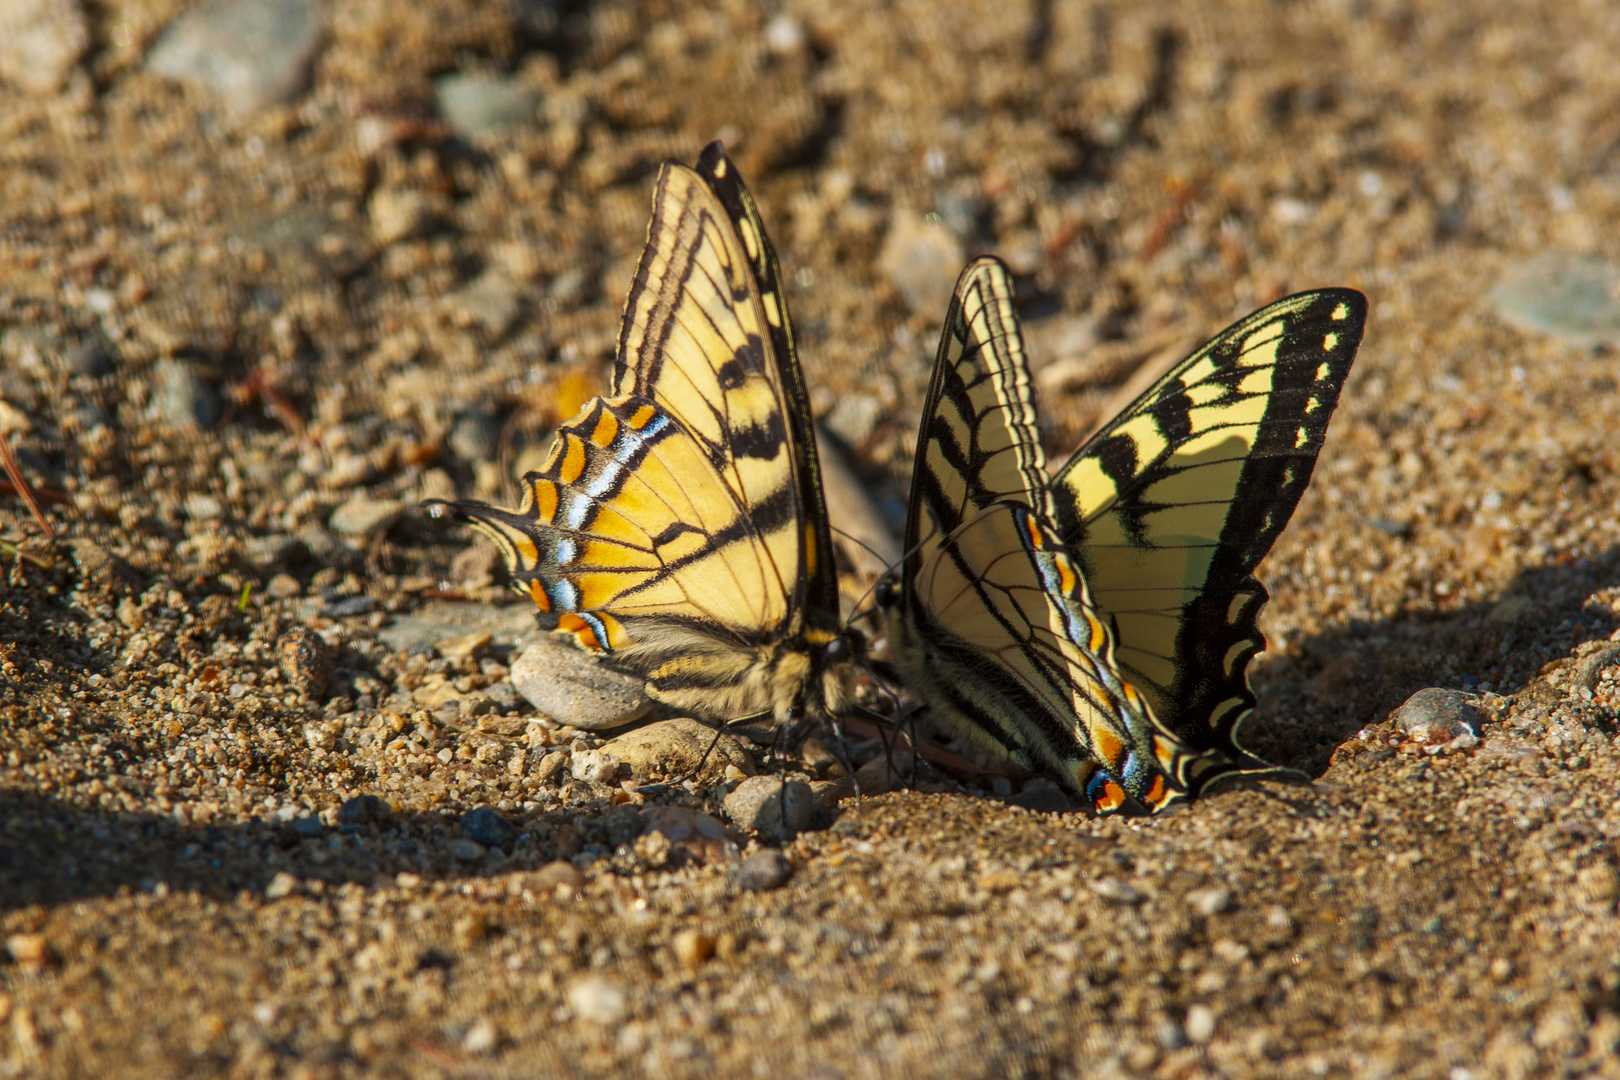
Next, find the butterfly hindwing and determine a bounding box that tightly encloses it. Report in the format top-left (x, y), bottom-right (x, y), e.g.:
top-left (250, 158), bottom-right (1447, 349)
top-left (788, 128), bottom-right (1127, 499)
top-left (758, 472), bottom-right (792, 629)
top-left (438, 143), bottom-right (852, 725)
top-left (1050, 289), bottom-right (1367, 774)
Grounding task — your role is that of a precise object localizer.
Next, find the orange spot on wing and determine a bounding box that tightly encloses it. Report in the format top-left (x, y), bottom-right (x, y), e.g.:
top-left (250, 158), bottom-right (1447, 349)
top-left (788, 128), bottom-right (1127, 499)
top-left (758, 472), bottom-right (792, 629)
top-left (592, 409), bottom-right (620, 448)
top-left (532, 479), bottom-right (559, 524)
top-left (527, 579), bottom-right (551, 613)
top-left (1094, 780), bottom-right (1126, 813)
top-left (1093, 727), bottom-right (1123, 768)
top-left (556, 613), bottom-right (602, 651)
top-left (558, 435), bottom-right (587, 485)
top-left (629, 404), bottom-right (658, 430)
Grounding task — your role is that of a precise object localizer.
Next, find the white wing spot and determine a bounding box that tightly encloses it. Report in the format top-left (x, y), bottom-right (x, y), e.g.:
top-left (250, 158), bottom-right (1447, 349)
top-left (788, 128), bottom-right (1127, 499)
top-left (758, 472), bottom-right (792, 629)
top-left (1331, 302), bottom-right (1349, 321)
top-left (1323, 331), bottom-right (1339, 351)
top-left (1315, 361), bottom-right (1332, 382)
top-left (712, 158), bottom-right (728, 178)
top-left (1295, 426), bottom-right (1310, 448)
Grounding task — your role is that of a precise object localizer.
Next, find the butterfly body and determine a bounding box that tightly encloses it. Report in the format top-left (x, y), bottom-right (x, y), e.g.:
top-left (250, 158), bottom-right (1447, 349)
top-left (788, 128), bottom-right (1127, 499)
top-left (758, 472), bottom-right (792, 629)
top-left (436, 143), bottom-right (855, 726)
top-left (881, 257), bottom-right (1367, 814)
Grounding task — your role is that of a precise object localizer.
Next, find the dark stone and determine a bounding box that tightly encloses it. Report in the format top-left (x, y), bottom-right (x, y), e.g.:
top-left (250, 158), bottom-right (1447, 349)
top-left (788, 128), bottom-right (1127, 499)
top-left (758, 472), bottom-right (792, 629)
top-left (337, 794), bottom-right (392, 825)
top-left (325, 595), bottom-right (377, 618)
top-left (1006, 777), bottom-right (1073, 813)
top-left (460, 806), bottom-right (518, 851)
top-left (731, 850), bottom-right (793, 892)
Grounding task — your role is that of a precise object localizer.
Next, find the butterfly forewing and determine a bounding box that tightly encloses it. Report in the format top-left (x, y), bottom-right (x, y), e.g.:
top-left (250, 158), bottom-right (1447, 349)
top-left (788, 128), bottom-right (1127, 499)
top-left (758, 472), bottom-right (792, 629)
top-left (440, 143), bottom-right (850, 725)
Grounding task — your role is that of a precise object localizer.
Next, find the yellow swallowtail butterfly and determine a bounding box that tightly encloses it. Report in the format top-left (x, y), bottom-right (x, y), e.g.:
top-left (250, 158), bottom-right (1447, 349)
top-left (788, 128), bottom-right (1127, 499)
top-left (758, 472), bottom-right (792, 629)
top-left (877, 256), bottom-right (1366, 814)
top-left (432, 143), bottom-right (858, 727)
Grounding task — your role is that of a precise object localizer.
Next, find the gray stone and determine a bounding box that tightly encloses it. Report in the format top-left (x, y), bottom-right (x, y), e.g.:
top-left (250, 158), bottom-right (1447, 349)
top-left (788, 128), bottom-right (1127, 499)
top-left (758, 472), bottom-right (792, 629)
top-left (451, 838), bottom-right (487, 862)
top-left (526, 860), bottom-right (584, 891)
top-left (1490, 252), bottom-right (1620, 348)
top-left (1090, 877), bottom-right (1143, 904)
top-left (1007, 777), bottom-right (1072, 813)
top-left (448, 271), bottom-right (522, 337)
top-left (460, 806), bottom-right (518, 851)
top-left (375, 601), bottom-right (546, 656)
top-left (1391, 687), bottom-right (1482, 745)
top-left (336, 794), bottom-right (391, 825)
top-left (146, 0), bottom-right (323, 117)
top-left (640, 807), bottom-right (739, 866)
top-left (64, 334), bottom-right (114, 377)
top-left (292, 816), bottom-right (323, 838)
top-left (822, 393), bottom-right (884, 448)
top-left (324, 596), bottom-right (376, 618)
top-left (294, 524), bottom-right (353, 569)
top-left (449, 408), bottom-right (501, 462)
top-left (877, 211), bottom-right (965, 315)
top-left (435, 73), bottom-right (540, 140)
top-left (731, 849), bottom-right (793, 892)
top-left (0, 0), bottom-right (88, 95)
top-left (152, 359), bottom-right (219, 429)
top-left (244, 534), bottom-right (301, 570)
top-left (509, 637), bottom-right (654, 731)
top-left (328, 495), bottom-right (403, 538)
top-left (600, 717), bottom-right (756, 782)
top-left (723, 776), bottom-right (814, 843)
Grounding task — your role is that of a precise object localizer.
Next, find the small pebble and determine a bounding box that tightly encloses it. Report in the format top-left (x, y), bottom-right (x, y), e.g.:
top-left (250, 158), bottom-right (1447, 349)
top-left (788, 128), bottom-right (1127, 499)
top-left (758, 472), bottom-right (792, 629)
top-left (1156, 1018), bottom-right (1188, 1050)
top-left (449, 407), bottom-right (502, 461)
top-left (0, 0), bottom-right (87, 95)
top-left (462, 1017), bottom-right (497, 1055)
top-left (528, 861), bottom-right (585, 892)
top-left (601, 717), bottom-right (756, 782)
top-left (461, 806), bottom-right (518, 851)
top-left (723, 776), bottom-right (814, 843)
top-left (1007, 777), bottom-right (1072, 813)
top-left (265, 573), bottom-right (302, 598)
top-left (535, 750), bottom-right (571, 786)
top-left (877, 211), bottom-right (966, 315)
top-left (510, 638), bottom-right (653, 731)
top-left (731, 850), bottom-right (793, 892)
top-left (152, 359), bottom-right (219, 429)
top-left (1186, 887), bottom-right (1232, 916)
top-left (528, 854), bottom-right (586, 893)
top-left (1089, 878), bottom-right (1142, 905)
top-left (451, 838), bottom-right (487, 862)
top-left (436, 630), bottom-right (492, 667)
top-left (292, 816), bottom-right (323, 838)
top-left (1489, 252), bottom-right (1620, 348)
top-left (5, 933), bottom-right (50, 972)
top-left (276, 625), bottom-right (334, 697)
top-left (435, 73), bottom-right (541, 140)
top-left (327, 495), bottom-right (403, 538)
top-left (264, 871), bottom-right (299, 900)
top-left (63, 333), bottom-right (114, 377)
top-left (324, 596), bottom-right (376, 618)
top-left (146, 0), bottom-right (322, 116)
top-left (336, 794), bottom-right (392, 825)
top-left (369, 187), bottom-right (435, 246)
top-left (641, 806), bottom-right (740, 867)
top-left (1391, 687), bottom-right (1481, 746)
top-left (1185, 1004), bottom-right (1216, 1043)
top-left (244, 534), bottom-right (301, 571)
top-left (570, 749), bottom-right (621, 784)
top-left (671, 929), bottom-right (715, 970)
top-left (567, 975), bottom-right (626, 1025)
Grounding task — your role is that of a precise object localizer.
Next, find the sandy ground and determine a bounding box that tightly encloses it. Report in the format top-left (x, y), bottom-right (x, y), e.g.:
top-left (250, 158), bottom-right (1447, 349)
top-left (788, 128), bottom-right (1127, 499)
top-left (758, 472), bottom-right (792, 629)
top-left (4, 0), bottom-right (1620, 1077)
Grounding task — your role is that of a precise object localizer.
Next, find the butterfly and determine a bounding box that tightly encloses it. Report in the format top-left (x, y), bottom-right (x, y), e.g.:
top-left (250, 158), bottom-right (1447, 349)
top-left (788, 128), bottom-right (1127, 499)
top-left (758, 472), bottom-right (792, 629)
top-left (431, 142), bottom-right (859, 728)
top-left (877, 256), bottom-right (1366, 814)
